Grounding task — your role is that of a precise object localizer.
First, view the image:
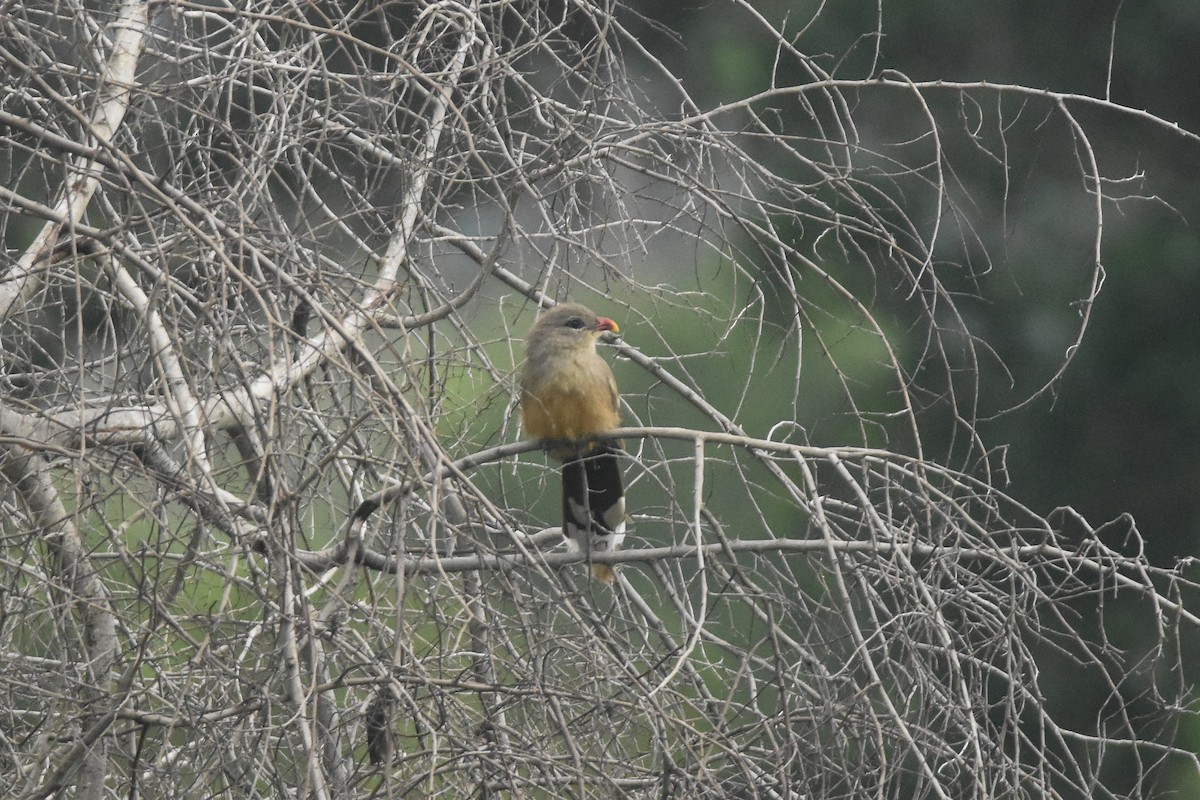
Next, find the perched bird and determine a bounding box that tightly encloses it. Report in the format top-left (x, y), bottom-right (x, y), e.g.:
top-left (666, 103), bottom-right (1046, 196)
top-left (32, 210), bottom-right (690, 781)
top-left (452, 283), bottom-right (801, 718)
top-left (364, 689), bottom-right (396, 766)
top-left (520, 303), bottom-right (626, 583)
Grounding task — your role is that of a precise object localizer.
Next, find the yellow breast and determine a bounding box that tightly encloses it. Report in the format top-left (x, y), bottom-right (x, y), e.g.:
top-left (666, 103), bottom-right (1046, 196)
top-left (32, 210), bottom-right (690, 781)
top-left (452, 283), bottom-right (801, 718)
top-left (522, 385), bottom-right (617, 442)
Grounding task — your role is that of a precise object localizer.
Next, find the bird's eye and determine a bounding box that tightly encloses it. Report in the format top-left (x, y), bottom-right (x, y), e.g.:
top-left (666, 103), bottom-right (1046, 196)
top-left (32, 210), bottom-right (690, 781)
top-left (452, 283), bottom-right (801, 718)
top-left (564, 317), bottom-right (587, 330)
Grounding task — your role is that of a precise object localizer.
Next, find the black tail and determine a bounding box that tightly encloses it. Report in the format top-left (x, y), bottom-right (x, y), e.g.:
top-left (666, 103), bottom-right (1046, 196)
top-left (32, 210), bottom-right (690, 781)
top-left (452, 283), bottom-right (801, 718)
top-left (561, 445), bottom-right (626, 582)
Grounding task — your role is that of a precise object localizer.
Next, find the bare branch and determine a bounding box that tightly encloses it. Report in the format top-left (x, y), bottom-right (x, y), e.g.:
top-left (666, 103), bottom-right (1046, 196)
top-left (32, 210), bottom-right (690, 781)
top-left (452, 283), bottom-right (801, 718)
top-left (0, 1), bottom-right (1196, 797)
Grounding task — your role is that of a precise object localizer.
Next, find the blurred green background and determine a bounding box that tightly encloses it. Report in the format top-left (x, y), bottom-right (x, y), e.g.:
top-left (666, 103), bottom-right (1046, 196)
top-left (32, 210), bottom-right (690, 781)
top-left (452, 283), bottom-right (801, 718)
top-left (624, 0), bottom-right (1200, 565)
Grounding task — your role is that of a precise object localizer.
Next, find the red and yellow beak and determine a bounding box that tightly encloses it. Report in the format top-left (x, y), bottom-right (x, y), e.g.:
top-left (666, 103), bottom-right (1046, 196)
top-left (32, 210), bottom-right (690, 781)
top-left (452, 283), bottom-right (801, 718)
top-left (595, 316), bottom-right (619, 334)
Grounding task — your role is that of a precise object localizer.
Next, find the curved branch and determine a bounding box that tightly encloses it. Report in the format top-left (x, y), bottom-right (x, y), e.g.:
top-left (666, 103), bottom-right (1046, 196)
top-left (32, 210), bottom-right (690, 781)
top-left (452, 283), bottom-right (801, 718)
top-left (0, 0), bottom-right (148, 323)
top-left (0, 441), bottom-right (117, 798)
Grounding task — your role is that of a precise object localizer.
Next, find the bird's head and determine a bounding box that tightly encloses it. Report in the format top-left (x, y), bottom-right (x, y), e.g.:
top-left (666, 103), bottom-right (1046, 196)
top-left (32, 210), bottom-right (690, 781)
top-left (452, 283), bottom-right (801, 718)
top-left (528, 303), bottom-right (621, 349)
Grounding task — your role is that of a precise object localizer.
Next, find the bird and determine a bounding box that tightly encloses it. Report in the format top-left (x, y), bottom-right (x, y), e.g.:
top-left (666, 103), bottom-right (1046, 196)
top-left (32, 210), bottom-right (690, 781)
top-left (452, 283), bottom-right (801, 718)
top-left (520, 303), bottom-right (626, 583)
top-left (364, 688), bottom-right (396, 766)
